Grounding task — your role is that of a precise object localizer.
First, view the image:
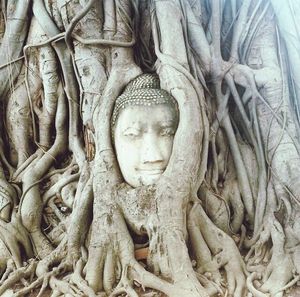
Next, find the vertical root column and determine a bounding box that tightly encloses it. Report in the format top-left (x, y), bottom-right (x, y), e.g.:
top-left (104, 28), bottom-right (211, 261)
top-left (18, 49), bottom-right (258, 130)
top-left (146, 221), bottom-right (209, 297)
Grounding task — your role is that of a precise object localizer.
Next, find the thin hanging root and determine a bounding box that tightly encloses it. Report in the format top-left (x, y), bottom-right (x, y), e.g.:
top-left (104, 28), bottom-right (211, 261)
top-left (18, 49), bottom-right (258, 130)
top-left (246, 272), bottom-right (270, 297)
top-left (0, 260), bottom-right (37, 295)
top-left (49, 276), bottom-right (83, 297)
top-left (110, 265), bottom-right (139, 297)
top-left (246, 264), bottom-right (266, 274)
top-left (238, 224), bottom-right (246, 250)
top-left (70, 258), bottom-right (97, 297)
top-left (253, 245), bottom-right (268, 265)
top-left (229, 63), bottom-right (294, 144)
top-left (42, 171), bottom-right (80, 204)
top-left (14, 262), bottom-right (66, 297)
top-left (36, 261), bottom-right (69, 297)
top-left (245, 244), bottom-right (257, 262)
top-left (273, 275), bottom-right (300, 295)
top-left (244, 225), bottom-right (264, 250)
top-left (0, 259), bottom-right (16, 284)
top-left (12, 151), bottom-right (40, 181)
top-left (33, 0), bottom-right (86, 168)
top-left (36, 237), bottom-right (67, 277)
top-left (14, 264), bottom-right (64, 297)
top-left (195, 272), bottom-right (224, 296)
top-left (0, 147), bottom-right (15, 177)
top-left (36, 277), bottom-right (50, 297)
top-left (65, 0), bottom-right (97, 51)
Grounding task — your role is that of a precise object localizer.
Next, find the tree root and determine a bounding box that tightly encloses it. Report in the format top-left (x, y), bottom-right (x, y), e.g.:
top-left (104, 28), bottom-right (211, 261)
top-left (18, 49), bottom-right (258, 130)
top-left (110, 265), bottom-right (139, 297)
top-left (188, 202), bottom-right (246, 297)
top-left (64, 0), bottom-right (97, 52)
top-left (70, 258), bottom-right (97, 297)
top-left (246, 272), bottom-right (269, 297)
top-left (0, 1), bottom-right (299, 297)
top-left (36, 237), bottom-right (67, 277)
top-left (0, 218), bottom-right (33, 268)
top-left (195, 272), bottom-right (223, 296)
top-left (245, 216), bottom-right (295, 297)
top-left (129, 260), bottom-right (208, 297)
top-left (13, 265), bottom-right (62, 297)
top-left (0, 259), bottom-right (16, 285)
top-left (12, 152), bottom-right (41, 182)
top-left (245, 223), bottom-right (270, 262)
top-left (273, 274), bottom-right (300, 295)
top-left (49, 276), bottom-right (83, 297)
top-left (0, 260), bottom-right (37, 296)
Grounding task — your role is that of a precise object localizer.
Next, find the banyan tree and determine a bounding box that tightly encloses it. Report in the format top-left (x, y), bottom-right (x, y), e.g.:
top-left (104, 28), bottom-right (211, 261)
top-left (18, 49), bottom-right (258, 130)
top-left (0, 0), bottom-right (299, 296)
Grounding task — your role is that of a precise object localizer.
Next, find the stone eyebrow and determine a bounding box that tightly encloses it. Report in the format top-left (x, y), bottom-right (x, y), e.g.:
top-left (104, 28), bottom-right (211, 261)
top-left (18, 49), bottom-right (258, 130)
top-left (121, 126), bottom-right (142, 133)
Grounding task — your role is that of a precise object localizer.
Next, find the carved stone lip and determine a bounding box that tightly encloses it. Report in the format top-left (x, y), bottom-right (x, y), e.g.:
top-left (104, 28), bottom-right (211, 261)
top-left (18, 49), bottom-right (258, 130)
top-left (138, 169), bottom-right (164, 175)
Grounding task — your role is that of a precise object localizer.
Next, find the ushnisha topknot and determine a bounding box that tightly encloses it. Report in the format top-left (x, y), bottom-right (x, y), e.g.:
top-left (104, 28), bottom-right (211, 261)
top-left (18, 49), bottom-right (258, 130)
top-left (111, 73), bottom-right (178, 128)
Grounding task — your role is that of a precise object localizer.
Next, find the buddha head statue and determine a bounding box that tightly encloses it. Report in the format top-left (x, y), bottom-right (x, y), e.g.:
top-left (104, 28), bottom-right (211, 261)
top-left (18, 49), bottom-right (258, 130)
top-left (112, 74), bottom-right (179, 188)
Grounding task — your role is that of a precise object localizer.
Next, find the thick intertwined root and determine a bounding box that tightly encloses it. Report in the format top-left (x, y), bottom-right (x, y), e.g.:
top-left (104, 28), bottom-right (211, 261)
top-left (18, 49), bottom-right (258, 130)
top-left (0, 260), bottom-right (37, 296)
top-left (188, 202), bottom-right (246, 297)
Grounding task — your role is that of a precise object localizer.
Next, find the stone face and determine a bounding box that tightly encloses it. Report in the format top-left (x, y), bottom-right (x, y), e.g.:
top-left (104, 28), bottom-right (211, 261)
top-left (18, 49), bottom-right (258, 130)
top-left (114, 104), bottom-right (177, 188)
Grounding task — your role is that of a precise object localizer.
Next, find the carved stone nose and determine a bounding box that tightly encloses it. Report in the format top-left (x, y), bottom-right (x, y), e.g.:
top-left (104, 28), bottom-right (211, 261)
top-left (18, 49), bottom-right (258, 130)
top-left (141, 133), bottom-right (163, 164)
